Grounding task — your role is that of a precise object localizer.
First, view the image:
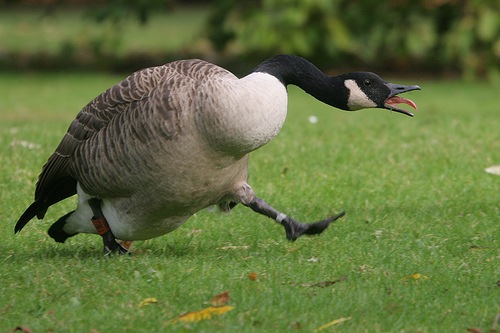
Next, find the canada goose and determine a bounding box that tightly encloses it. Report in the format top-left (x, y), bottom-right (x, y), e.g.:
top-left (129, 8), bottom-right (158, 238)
top-left (15, 55), bottom-right (420, 254)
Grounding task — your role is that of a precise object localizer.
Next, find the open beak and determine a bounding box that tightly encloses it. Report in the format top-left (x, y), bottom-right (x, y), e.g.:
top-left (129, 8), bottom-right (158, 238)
top-left (384, 82), bottom-right (421, 117)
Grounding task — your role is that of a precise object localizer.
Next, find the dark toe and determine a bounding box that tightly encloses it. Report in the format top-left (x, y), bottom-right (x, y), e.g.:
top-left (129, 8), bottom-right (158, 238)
top-left (283, 211), bottom-right (346, 241)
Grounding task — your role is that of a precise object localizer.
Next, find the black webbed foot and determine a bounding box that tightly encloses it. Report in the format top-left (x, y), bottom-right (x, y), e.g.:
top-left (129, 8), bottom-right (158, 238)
top-left (279, 211), bottom-right (346, 241)
top-left (244, 195), bottom-right (345, 240)
top-left (101, 231), bottom-right (130, 255)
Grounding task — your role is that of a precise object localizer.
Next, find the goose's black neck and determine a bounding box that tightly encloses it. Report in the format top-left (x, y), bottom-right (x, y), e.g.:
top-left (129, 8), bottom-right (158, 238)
top-left (253, 55), bottom-right (347, 109)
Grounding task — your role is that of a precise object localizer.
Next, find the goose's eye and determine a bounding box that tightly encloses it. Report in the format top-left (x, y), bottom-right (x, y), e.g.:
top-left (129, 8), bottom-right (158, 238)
top-left (363, 79), bottom-right (371, 86)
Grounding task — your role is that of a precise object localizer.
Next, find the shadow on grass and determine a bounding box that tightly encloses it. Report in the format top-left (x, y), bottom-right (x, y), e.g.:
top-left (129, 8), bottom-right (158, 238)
top-left (6, 234), bottom-right (221, 261)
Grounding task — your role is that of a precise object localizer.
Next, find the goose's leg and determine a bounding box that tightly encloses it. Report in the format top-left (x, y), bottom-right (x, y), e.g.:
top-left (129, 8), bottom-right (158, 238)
top-left (88, 198), bottom-right (129, 255)
top-left (236, 184), bottom-right (345, 241)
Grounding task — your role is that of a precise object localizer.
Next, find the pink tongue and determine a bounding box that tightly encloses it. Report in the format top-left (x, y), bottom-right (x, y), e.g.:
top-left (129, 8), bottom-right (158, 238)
top-left (386, 96), bottom-right (418, 110)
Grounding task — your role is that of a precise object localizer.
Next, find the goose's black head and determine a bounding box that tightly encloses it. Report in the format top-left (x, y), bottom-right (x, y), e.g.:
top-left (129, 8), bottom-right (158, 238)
top-left (337, 72), bottom-right (420, 116)
top-left (253, 55), bottom-right (420, 117)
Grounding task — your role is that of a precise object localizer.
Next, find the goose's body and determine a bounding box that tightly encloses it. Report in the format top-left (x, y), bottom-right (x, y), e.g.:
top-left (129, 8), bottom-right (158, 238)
top-left (16, 55), bottom-right (420, 253)
top-left (55, 64), bottom-right (287, 241)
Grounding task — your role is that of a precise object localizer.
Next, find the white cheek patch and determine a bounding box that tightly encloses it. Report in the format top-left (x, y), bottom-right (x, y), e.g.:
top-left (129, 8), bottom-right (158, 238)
top-left (344, 79), bottom-right (377, 110)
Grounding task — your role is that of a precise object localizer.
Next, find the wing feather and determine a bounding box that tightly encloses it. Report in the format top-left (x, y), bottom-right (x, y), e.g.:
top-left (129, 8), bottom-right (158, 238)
top-left (16, 59), bottom-right (231, 231)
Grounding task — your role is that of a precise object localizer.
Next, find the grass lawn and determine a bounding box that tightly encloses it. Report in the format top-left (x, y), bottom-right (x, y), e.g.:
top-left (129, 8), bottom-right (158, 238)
top-left (0, 5), bottom-right (209, 56)
top-left (0, 71), bottom-right (498, 332)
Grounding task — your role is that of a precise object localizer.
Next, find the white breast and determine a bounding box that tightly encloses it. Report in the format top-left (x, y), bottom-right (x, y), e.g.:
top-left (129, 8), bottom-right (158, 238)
top-left (196, 72), bottom-right (288, 155)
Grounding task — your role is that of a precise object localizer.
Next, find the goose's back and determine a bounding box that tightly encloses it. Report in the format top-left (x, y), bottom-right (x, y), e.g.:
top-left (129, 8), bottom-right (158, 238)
top-left (35, 59), bottom-right (238, 207)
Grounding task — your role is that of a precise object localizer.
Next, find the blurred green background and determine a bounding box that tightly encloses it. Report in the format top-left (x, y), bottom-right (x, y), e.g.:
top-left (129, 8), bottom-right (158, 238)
top-left (1, 0), bottom-right (499, 79)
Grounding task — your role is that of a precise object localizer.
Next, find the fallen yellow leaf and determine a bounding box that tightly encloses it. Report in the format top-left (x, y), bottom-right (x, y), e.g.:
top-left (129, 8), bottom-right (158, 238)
top-left (402, 273), bottom-right (429, 281)
top-left (315, 316), bottom-right (352, 332)
top-left (172, 306), bottom-right (235, 323)
top-left (138, 297), bottom-right (158, 308)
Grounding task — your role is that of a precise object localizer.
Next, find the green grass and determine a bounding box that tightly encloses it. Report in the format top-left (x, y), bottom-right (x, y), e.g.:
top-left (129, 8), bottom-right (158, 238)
top-left (0, 72), bottom-right (499, 333)
top-left (0, 5), bottom-right (209, 56)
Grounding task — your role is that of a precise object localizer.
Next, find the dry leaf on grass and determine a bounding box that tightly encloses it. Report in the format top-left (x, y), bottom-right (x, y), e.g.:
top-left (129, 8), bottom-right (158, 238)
top-left (314, 316), bottom-right (352, 332)
top-left (138, 297), bottom-right (158, 308)
top-left (171, 291), bottom-right (234, 323)
top-left (293, 275), bottom-right (347, 288)
top-left (13, 326), bottom-right (33, 333)
top-left (210, 290), bottom-right (230, 307)
top-left (402, 273), bottom-right (429, 281)
top-left (466, 328), bottom-right (483, 333)
top-left (171, 306), bottom-right (235, 323)
top-left (248, 272), bottom-right (258, 281)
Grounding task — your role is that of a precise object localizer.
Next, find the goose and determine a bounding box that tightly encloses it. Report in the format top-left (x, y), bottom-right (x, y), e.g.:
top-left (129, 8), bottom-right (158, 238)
top-left (15, 55), bottom-right (420, 254)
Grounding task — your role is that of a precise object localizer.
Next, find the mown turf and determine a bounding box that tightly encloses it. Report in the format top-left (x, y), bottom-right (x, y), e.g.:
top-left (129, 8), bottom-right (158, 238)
top-left (0, 72), bottom-right (498, 332)
top-left (0, 6), bottom-right (209, 56)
